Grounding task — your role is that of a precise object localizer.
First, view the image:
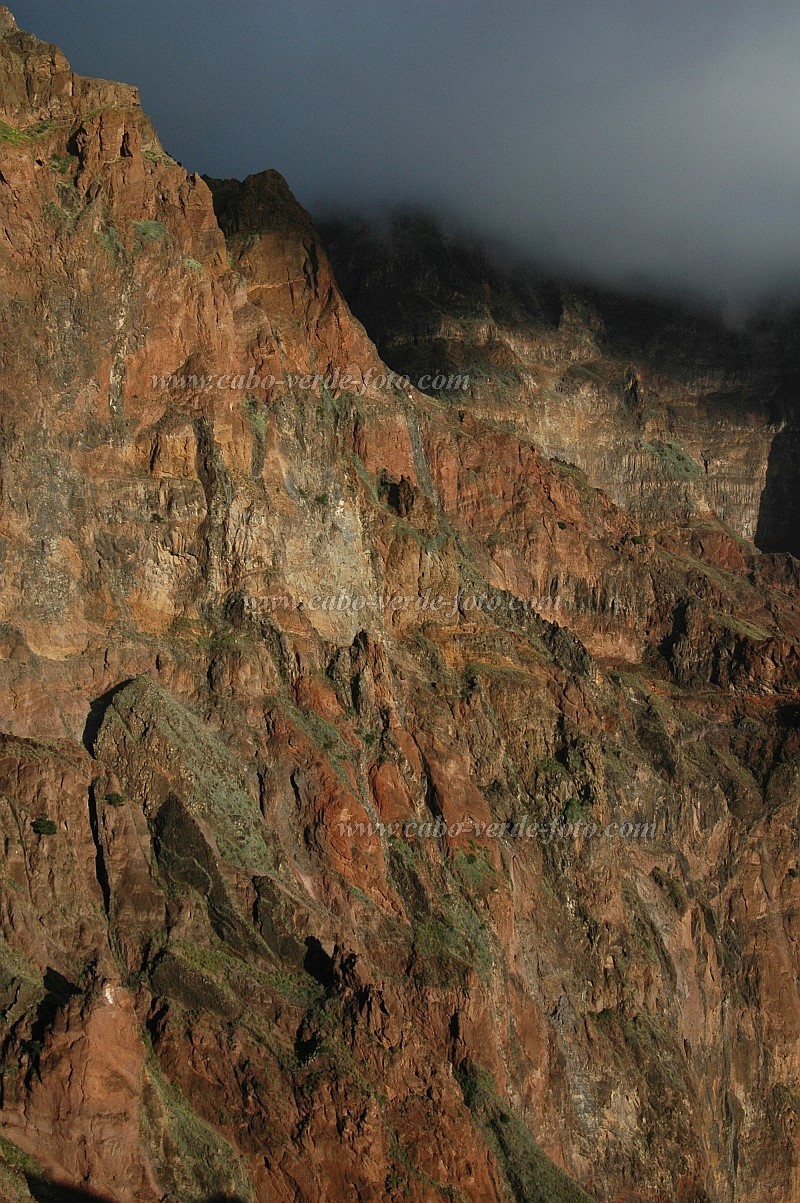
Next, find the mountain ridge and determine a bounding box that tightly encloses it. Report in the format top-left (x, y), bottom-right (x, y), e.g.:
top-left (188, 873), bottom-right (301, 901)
top-left (1, 10), bottom-right (799, 1203)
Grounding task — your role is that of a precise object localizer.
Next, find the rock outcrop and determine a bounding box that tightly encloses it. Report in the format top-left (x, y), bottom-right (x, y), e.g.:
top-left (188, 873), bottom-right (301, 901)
top-left (1, 10), bottom-right (800, 1203)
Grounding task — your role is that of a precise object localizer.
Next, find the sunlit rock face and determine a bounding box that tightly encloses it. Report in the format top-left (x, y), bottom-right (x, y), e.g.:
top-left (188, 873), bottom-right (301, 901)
top-left (1, 9), bottom-right (800, 1203)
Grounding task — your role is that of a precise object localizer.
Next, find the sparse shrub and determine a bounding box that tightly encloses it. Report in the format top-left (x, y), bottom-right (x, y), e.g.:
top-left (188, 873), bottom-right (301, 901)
top-left (142, 143), bottom-right (170, 164)
top-left (50, 153), bottom-right (77, 175)
top-left (537, 756), bottom-right (567, 777)
top-left (454, 849), bottom-right (496, 891)
top-left (43, 199), bottom-right (69, 225)
top-left (0, 119), bottom-right (56, 144)
top-left (651, 866), bottom-right (689, 915)
top-left (242, 394), bottom-right (266, 439)
top-left (95, 227), bottom-right (122, 258)
top-left (31, 817), bottom-right (57, 836)
top-left (642, 438), bottom-right (701, 481)
top-left (134, 219), bottom-right (167, 248)
top-left (456, 1061), bottom-right (592, 1202)
top-left (563, 795), bottom-right (590, 823)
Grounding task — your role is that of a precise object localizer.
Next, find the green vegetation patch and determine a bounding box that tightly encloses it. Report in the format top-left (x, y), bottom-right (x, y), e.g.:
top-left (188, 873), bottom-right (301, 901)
top-left (413, 887), bottom-right (493, 985)
top-left (550, 457), bottom-right (586, 481)
top-left (142, 142), bottom-right (173, 165)
top-left (642, 438), bottom-right (701, 481)
top-left (562, 794), bottom-right (592, 824)
top-left (134, 219), bottom-right (167, 248)
top-left (651, 867), bottom-right (690, 916)
top-left (0, 119), bottom-right (56, 145)
top-left (31, 817), bottom-right (57, 836)
top-left (713, 611), bottom-right (772, 641)
top-left (242, 393), bottom-right (266, 439)
top-left (266, 968), bottom-right (327, 1009)
top-left (49, 152), bottom-right (78, 176)
top-left (453, 849), bottom-right (498, 892)
top-left (142, 1057), bottom-right (254, 1203)
top-left (99, 677), bottom-right (274, 874)
top-left (95, 227), bottom-right (123, 259)
top-left (536, 755), bottom-right (568, 778)
top-left (456, 1063), bottom-right (595, 1203)
top-left (392, 516), bottom-right (448, 552)
top-left (277, 698), bottom-right (352, 770)
top-left (0, 1134), bottom-right (43, 1203)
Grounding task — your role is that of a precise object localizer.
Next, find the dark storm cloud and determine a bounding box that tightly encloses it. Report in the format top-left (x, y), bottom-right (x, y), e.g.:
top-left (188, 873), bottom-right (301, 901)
top-left (11, 0), bottom-right (800, 304)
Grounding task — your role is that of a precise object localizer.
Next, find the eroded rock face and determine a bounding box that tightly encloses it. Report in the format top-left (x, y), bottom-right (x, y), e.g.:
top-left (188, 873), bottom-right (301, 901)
top-left (1, 10), bottom-right (800, 1203)
top-left (321, 215), bottom-right (800, 555)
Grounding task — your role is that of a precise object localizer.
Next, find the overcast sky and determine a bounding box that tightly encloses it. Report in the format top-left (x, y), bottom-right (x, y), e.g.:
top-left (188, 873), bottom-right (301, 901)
top-left (11, 1), bottom-right (800, 306)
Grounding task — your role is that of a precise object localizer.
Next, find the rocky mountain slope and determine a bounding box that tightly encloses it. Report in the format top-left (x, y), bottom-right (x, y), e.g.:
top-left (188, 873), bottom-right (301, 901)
top-left (321, 212), bottom-right (800, 558)
top-left (1, 9), bottom-right (800, 1202)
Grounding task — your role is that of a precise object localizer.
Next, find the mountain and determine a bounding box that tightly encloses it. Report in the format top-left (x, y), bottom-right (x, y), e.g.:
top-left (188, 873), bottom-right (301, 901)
top-left (1, 8), bottom-right (800, 1202)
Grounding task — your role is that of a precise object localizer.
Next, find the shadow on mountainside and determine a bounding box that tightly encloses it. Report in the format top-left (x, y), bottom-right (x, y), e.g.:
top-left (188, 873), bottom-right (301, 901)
top-left (755, 423), bottom-right (800, 559)
top-left (26, 1178), bottom-right (247, 1203)
top-left (81, 679), bottom-right (135, 754)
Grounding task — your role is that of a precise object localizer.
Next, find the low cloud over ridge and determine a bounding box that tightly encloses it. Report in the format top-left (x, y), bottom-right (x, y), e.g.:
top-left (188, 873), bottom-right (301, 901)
top-left (14, 0), bottom-right (800, 306)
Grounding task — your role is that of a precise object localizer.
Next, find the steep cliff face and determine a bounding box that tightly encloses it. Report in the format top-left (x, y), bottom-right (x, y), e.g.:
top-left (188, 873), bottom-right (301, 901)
top-left (321, 215), bottom-right (800, 554)
top-left (1, 10), bottom-right (800, 1203)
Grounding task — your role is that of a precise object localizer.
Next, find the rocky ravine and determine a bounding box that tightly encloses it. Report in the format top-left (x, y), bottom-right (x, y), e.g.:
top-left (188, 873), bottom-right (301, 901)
top-left (1, 9), bottom-right (800, 1203)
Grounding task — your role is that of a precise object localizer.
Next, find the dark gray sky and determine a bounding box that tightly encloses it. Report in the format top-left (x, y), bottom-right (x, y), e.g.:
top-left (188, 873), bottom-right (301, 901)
top-left (10, 1), bottom-right (800, 305)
